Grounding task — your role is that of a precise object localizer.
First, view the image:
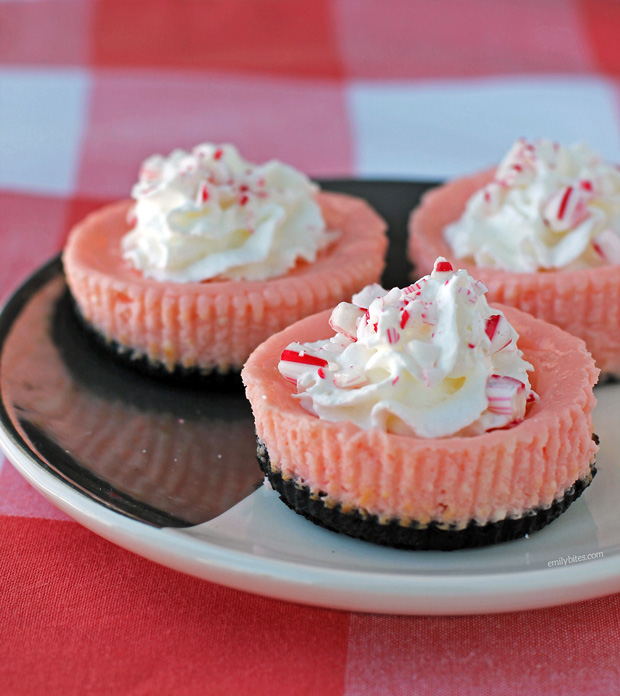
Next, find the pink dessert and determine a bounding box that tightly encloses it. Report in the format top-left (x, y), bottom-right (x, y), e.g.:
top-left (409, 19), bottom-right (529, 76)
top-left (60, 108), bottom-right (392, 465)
top-left (242, 263), bottom-right (599, 549)
top-left (409, 138), bottom-right (620, 377)
top-left (63, 144), bottom-right (387, 374)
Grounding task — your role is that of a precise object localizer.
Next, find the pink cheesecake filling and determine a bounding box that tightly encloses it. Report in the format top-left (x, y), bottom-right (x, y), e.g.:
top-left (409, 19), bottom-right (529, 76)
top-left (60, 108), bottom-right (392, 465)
top-left (63, 192), bottom-right (387, 373)
top-left (409, 170), bottom-right (620, 376)
top-left (243, 305), bottom-right (598, 528)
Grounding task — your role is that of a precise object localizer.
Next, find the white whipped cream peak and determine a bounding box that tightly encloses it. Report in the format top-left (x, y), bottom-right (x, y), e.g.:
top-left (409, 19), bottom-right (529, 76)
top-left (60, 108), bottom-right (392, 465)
top-left (279, 258), bottom-right (536, 439)
top-left (122, 143), bottom-right (334, 282)
top-left (445, 137), bottom-right (620, 272)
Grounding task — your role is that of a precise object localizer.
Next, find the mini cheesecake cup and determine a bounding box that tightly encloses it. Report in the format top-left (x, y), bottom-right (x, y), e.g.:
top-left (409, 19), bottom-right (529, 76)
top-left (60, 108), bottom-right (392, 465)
top-left (63, 192), bottom-right (387, 375)
top-left (242, 304), bottom-right (599, 550)
top-left (409, 170), bottom-right (620, 378)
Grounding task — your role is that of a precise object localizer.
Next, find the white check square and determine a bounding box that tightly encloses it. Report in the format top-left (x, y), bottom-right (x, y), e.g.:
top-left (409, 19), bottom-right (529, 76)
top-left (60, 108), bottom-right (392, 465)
top-left (347, 76), bottom-right (620, 180)
top-left (0, 68), bottom-right (90, 195)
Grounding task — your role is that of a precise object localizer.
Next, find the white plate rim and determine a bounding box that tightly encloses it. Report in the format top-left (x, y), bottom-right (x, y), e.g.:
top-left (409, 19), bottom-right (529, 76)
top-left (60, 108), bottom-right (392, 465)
top-left (3, 421), bottom-right (620, 616)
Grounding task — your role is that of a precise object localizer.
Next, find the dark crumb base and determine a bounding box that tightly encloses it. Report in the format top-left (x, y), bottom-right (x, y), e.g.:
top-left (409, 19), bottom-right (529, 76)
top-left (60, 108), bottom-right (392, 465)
top-left (257, 437), bottom-right (598, 551)
top-left (65, 291), bottom-right (243, 391)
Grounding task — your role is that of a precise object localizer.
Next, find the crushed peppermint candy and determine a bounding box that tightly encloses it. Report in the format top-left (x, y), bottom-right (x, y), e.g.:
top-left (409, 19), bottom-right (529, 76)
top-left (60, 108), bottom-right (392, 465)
top-left (122, 143), bottom-right (337, 283)
top-left (278, 258), bottom-right (537, 439)
top-left (445, 137), bottom-right (620, 272)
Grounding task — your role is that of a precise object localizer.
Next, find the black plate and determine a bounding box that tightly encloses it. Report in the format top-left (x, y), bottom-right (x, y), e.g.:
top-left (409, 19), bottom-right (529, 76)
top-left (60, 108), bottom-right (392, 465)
top-left (0, 179), bottom-right (436, 528)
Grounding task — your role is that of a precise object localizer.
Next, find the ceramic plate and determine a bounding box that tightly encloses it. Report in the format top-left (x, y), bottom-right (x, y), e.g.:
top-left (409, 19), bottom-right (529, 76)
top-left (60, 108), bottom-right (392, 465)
top-left (1, 180), bottom-right (619, 615)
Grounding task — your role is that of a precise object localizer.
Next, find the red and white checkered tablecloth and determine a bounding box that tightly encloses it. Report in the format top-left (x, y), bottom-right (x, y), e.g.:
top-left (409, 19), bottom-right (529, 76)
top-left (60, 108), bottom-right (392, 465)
top-left (3, 1), bottom-right (620, 693)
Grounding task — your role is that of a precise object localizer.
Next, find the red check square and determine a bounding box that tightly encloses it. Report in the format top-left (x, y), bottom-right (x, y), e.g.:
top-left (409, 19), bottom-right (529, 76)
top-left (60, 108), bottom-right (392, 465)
top-left (0, 0), bottom-right (93, 66)
top-left (578, 0), bottom-right (620, 76)
top-left (0, 192), bottom-right (67, 301)
top-left (335, 0), bottom-right (593, 79)
top-left (92, 0), bottom-right (343, 78)
top-left (0, 516), bottom-right (349, 696)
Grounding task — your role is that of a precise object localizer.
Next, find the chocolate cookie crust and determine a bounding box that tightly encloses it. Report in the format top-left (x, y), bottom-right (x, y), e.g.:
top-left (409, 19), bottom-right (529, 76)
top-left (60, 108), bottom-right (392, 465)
top-left (257, 437), bottom-right (597, 551)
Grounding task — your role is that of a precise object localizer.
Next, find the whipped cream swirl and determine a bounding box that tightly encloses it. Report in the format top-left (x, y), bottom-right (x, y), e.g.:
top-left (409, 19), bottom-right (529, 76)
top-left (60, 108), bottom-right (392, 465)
top-left (279, 259), bottom-right (536, 439)
top-left (445, 138), bottom-right (620, 272)
top-left (122, 143), bottom-right (333, 282)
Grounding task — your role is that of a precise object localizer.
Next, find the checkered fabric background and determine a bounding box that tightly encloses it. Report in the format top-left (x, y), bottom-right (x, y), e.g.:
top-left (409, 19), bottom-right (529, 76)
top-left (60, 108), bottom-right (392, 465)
top-left (3, 1), bottom-right (620, 694)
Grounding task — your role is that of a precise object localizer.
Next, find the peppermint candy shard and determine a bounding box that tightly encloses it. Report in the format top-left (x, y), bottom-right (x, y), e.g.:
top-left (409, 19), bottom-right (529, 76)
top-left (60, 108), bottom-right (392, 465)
top-left (400, 308), bottom-right (410, 329)
top-left (592, 229), bottom-right (620, 264)
top-left (386, 328), bottom-right (400, 345)
top-left (432, 258), bottom-right (453, 274)
top-left (481, 181), bottom-right (506, 213)
top-left (279, 345), bottom-right (329, 384)
top-left (543, 185), bottom-right (591, 233)
top-left (486, 374), bottom-right (527, 418)
top-left (280, 347), bottom-right (328, 367)
top-left (329, 302), bottom-right (365, 340)
top-left (473, 280), bottom-right (487, 296)
top-left (485, 314), bottom-right (512, 354)
top-left (197, 181), bottom-right (210, 204)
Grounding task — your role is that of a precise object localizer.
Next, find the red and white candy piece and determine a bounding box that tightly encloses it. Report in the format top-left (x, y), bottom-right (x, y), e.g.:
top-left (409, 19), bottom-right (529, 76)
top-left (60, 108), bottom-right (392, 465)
top-left (495, 139), bottom-right (536, 185)
top-left (279, 344), bottom-right (329, 384)
top-left (139, 155), bottom-right (164, 181)
top-left (457, 286), bottom-right (480, 305)
top-left (432, 258), bottom-right (454, 275)
top-left (400, 306), bottom-right (411, 329)
top-left (592, 229), bottom-right (620, 264)
top-left (543, 186), bottom-right (591, 233)
top-left (139, 167), bottom-right (161, 182)
top-left (329, 303), bottom-right (365, 341)
top-left (386, 327), bottom-right (400, 344)
top-left (473, 280), bottom-right (487, 297)
top-left (196, 180), bottom-right (212, 205)
top-left (403, 277), bottom-right (428, 298)
top-left (484, 313), bottom-right (513, 354)
top-left (486, 374), bottom-right (527, 418)
top-left (481, 180), bottom-right (507, 213)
